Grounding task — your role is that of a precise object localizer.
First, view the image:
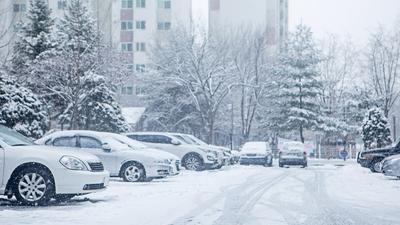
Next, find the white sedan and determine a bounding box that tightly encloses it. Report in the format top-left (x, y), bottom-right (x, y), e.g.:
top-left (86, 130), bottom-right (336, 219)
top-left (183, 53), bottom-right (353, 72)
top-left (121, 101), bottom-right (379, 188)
top-left (125, 132), bottom-right (222, 171)
top-left (36, 130), bottom-right (175, 182)
top-left (0, 125), bottom-right (109, 206)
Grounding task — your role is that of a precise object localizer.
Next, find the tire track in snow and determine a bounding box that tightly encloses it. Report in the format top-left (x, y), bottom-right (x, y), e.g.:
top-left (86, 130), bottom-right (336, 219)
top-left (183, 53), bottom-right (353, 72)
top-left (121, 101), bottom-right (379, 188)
top-left (169, 170), bottom-right (287, 225)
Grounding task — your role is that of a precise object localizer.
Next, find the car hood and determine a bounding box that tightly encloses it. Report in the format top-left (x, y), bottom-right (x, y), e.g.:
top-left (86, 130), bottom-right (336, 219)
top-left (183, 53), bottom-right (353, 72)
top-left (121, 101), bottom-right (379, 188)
top-left (208, 145), bottom-right (230, 153)
top-left (13, 145), bottom-right (101, 162)
top-left (118, 147), bottom-right (171, 161)
top-left (136, 148), bottom-right (179, 160)
top-left (384, 154), bottom-right (400, 161)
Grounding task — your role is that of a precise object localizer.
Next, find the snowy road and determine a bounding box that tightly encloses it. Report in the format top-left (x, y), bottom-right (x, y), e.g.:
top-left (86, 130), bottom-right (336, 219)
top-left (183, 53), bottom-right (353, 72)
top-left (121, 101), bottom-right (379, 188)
top-left (1, 160), bottom-right (400, 225)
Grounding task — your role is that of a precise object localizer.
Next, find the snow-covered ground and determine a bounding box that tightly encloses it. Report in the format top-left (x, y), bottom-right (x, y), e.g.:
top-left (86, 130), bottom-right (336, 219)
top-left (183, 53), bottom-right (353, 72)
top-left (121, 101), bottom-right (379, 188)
top-left (1, 160), bottom-right (400, 225)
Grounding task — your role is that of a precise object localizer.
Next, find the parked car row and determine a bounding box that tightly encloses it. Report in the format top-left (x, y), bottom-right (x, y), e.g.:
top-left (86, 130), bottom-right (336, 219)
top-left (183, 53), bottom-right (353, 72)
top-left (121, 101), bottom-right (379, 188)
top-left (0, 126), bottom-right (237, 205)
top-left (357, 141), bottom-right (400, 179)
top-left (237, 141), bottom-right (308, 168)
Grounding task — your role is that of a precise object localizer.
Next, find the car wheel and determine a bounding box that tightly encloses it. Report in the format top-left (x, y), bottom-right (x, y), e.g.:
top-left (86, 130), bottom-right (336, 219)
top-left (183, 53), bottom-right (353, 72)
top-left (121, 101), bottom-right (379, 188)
top-left (14, 167), bottom-right (54, 206)
top-left (370, 160), bottom-right (381, 173)
top-left (184, 154), bottom-right (204, 171)
top-left (121, 162), bottom-right (145, 182)
top-left (54, 194), bottom-right (76, 202)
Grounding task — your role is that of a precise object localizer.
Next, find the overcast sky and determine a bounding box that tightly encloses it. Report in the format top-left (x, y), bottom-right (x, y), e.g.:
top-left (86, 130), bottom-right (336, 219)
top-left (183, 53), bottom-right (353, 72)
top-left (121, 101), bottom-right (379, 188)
top-left (192, 0), bottom-right (400, 44)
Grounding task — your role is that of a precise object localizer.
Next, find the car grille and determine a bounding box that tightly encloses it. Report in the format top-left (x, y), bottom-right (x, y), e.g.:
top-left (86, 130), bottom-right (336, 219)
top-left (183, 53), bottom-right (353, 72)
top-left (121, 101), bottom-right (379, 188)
top-left (83, 183), bottom-right (105, 190)
top-left (246, 154), bottom-right (257, 157)
top-left (88, 162), bottom-right (104, 172)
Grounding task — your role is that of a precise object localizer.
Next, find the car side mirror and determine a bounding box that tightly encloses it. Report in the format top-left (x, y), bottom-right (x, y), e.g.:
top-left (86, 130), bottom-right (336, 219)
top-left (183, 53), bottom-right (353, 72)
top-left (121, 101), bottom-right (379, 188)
top-left (102, 143), bottom-right (112, 152)
top-left (171, 140), bottom-right (181, 145)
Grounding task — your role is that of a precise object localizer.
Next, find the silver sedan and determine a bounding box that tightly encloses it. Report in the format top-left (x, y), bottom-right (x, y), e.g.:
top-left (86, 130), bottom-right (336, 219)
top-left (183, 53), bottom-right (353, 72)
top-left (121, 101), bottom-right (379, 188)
top-left (381, 154), bottom-right (400, 178)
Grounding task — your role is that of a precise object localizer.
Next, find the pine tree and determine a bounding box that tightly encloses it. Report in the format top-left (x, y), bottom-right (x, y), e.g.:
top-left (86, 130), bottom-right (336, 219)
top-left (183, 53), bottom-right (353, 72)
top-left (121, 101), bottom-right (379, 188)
top-left (79, 73), bottom-right (130, 133)
top-left (11, 0), bottom-right (54, 80)
top-left (30, 0), bottom-right (129, 132)
top-left (0, 70), bottom-right (48, 138)
top-left (57, 0), bottom-right (100, 55)
top-left (362, 107), bottom-right (392, 149)
top-left (271, 25), bottom-right (322, 143)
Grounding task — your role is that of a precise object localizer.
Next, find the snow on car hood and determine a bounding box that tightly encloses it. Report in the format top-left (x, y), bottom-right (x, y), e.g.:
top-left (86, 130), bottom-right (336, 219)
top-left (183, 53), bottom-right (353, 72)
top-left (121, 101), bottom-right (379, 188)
top-left (14, 145), bottom-right (101, 162)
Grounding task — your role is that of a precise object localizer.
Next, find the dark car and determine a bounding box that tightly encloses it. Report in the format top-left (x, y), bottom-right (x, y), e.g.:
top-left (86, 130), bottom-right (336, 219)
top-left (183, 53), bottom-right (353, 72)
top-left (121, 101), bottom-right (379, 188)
top-left (279, 142), bottom-right (307, 168)
top-left (360, 141), bottom-right (400, 172)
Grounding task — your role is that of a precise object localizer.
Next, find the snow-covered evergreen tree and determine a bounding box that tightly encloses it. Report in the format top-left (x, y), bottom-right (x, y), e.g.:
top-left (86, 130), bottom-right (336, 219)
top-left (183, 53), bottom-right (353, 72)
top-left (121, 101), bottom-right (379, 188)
top-left (30, 0), bottom-right (129, 132)
top-left (0, 70), bottom-right (48, 138)
top-left (271, 25), bottom-right (322, 143)
top-left (362, 107), bottom-right (392, 149)
top-left (79, 73), bottom-right (130, 132)
top-left (11, 0), bottom-right (54, 80)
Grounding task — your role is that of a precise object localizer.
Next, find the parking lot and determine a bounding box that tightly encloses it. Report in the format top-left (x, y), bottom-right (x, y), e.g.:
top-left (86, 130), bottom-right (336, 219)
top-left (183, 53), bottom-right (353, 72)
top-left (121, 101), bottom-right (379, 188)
top-left (1, 159), bottom-right (399, 225)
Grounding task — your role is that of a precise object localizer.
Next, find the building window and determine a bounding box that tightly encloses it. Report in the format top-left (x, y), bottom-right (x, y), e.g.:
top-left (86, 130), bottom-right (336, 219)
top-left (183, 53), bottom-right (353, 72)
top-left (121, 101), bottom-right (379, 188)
top-left (58, 0), bottom-right (67, 10)
top-left (136, 87), bottom-right (145, 95)
top-left (157, 22), bottom-right (171, 30)
top-left (209, 0), bottom-right (220, 11)
top-left (135, 42), bottom-right (146, 52)
top-left (158, 0), bottom-right (171, 9)
top-left (121, 86), bottom-right (134, 95)
top-left (127, 64), bottom-right (134, 72)
top-left (121, 21), bottom-right (133, 30)
top-left (121, 43), bottom-right (133, 52)
top-left (136, 20), bottom-right (146, 30)
top-left (136, 64), bottom-right (146, 73)
top-left (121, 0), bottom-right (133, 9)
top-left (136, 0), bottom-right (145, 8)
top-left (13, 4), bottom-right (26, 12)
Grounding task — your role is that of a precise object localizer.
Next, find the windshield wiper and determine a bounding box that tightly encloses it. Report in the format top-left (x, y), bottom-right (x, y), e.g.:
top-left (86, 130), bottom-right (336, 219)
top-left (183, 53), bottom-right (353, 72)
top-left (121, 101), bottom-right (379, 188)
top-left (11, 143), bottom-right (30, 146)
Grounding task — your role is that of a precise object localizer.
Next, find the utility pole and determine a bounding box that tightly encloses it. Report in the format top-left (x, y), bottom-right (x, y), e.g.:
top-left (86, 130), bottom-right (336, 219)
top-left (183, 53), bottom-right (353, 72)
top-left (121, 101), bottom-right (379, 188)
top-left (230, 103), bottom-right (234, 150)
top-left (393, 115), bottom-right (397, 142)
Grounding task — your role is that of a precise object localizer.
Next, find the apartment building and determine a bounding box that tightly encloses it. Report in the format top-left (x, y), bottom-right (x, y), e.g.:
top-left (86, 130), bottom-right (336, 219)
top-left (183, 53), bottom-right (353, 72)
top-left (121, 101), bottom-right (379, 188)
top-left (0, 0), bottom-right (193, 107)
top-left (208, 0), bottom-right (288, 49)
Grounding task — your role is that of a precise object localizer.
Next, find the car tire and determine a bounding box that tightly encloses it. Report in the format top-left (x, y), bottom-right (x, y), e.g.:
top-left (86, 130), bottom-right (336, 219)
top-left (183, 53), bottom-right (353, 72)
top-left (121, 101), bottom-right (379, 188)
top-left (54, 194), bottom-right (76, 202)
top-left (183, 154), bottom-right (204, 171)
top-left (369, 160), bottom-right (381, 173)
top-left (121, 162), bottom-right (146, 182)
top-left (14, 167), bottom-right (54, 206)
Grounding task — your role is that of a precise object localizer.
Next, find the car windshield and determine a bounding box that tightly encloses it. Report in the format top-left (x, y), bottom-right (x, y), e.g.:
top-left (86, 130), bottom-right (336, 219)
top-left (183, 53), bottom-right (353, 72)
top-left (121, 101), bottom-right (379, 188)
top-left (0, 125), bottom-right (34, 146)
top-left (185, 135), bottom-right (208, 146)
top-left (112, 135), bottom-right (148, 149)
top-left (173, 135), bottom-right (195, 145)
top-left (104, 137), bottom-right (132, 150)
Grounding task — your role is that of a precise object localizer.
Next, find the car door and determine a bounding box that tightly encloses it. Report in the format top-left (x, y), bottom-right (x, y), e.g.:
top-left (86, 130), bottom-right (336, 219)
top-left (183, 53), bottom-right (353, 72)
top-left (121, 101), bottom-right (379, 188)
top-left (78, 136), bottom-right (118, 175)
top-left (144, 135), bottom-right (186, 158)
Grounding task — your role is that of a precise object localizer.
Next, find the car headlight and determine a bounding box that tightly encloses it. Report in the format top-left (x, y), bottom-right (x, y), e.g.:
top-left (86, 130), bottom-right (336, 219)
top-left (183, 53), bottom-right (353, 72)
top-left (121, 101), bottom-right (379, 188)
top-left (59, 156), bottom-right (88, 171)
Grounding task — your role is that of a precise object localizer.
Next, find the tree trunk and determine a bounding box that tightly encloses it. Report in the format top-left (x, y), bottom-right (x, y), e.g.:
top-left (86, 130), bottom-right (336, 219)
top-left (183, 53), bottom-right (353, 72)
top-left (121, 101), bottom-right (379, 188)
top-left (300, 124), bottom-right (305, 143)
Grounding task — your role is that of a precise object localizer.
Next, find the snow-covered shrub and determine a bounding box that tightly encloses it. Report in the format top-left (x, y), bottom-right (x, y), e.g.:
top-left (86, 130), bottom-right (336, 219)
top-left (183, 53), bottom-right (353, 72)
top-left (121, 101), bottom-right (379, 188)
top-left (361, 107), bottom-right (392, 149)
top-left (0, 71), bottom-right (48, 138)
top-left (79, 72), bottom-right (130, 133)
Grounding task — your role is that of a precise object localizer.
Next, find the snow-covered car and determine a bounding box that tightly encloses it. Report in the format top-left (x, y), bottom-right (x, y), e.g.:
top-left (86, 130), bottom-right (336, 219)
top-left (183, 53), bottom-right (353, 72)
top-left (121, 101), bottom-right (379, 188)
top-left (239, 142), bottom-right (273, 166)
top-left (124, 132), bottom-right (222, 171)
top-left (0, 125), bottom-right (109, 206)
top-left (172, 133), bottom-right (229, 167)
top-left (279, 141), bottom-right (307, 168)
top-left (112, 134), bottom-right (181, 175)
top-left (36, 130), bottom-right (173, 182)
top-left (381, 154), bottom-right (400, 178)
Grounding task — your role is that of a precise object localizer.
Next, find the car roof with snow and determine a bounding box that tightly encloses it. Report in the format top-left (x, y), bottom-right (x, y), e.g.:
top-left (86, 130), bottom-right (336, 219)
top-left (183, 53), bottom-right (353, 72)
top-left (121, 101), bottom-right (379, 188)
top-left (241, 141), bottom-right (270, 153)
top-left (40, 130), bottom-right (145, 146)
top-left (281, 141), bottom-right (305, 152)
